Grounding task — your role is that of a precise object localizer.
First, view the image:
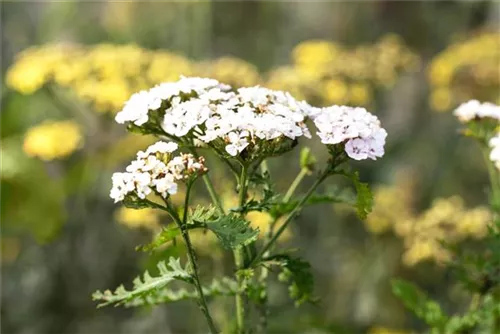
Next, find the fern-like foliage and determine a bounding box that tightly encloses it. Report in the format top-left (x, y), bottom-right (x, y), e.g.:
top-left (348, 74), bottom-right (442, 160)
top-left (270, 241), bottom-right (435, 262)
top-left (264, 254), bottom-right (317, 306)
top-left (92, 257), bottom-right (192, 308)
top-left (124, 277), bottom-right (240, 307)
top-left (190, 205), bottom-right (259, 249)
top-left (391, 279), bottom-right (448, 329)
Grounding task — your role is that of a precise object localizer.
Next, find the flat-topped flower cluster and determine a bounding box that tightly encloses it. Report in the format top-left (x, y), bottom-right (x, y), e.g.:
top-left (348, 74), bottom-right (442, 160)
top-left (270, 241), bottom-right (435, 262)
top-left (114, 77), bottom-right (387, 161)
top-left (453, 100), bottom-right (500, 123)
top-left (312, 106), bottom-right (387, 160)
top-left (110, 141), bottom-right (207, 202)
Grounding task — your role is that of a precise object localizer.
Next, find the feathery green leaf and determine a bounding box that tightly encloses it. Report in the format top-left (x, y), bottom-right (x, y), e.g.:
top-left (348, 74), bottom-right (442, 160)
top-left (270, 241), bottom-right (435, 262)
top-left (92, 257), bottom-right (192, 308)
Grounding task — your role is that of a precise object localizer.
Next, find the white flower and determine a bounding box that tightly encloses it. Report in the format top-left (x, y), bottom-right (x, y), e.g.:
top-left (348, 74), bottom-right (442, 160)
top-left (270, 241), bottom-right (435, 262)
top-left (489, 133), bottom-right (500, 170)
top-left (116, 78), bottom-right (317, 159)
top-left (110, 141), bottom-right (208, 203)
top-left (141, 141), bottom-right (178, 157)
top-left (454, 100), bottom-right (500, 123)
top-left (313, 105), bottom-right (387, 161)
top-left (115, 91), bottom-right (152, 126)
top-left (225, 131), bottom-right (249, 156)
top-left (153, 173), bottom-right (178, 197)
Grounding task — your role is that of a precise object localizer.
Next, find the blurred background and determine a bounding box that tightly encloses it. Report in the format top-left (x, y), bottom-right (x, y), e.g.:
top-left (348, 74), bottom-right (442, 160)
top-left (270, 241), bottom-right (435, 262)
top-left (1, 1), bottom-right (500, 333)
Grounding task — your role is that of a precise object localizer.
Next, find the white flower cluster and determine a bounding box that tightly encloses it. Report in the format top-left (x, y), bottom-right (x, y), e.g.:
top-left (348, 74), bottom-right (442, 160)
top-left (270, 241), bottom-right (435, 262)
top-left (115, 77), bottom-right (312, 157)
top-left (454, 100), bottom-right (500, 123)
top-left (115, 77), bottom-right (230, 126)
top-left (115, 77), bottom-right (387, 161)
top-left (312, 106), bottom-right (387, 160)
top-left (110, 141), bottom-right (207, 203)
top-left (489, 133), bottom-right (500, 170)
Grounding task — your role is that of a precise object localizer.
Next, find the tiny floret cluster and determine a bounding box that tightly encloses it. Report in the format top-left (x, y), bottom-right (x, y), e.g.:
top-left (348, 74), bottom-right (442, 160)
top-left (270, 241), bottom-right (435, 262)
top-left (489, 133), bottom-right (500, 171)
top-left (312, 106), bottom-right (387, 160)
top-left (110, 141), bottom-right (207, 202)
top-left (453, 100), bottom-right (500, 123)
top-left (115, 77), bottom-right (314, 158)
top-left (114, 77), bottom-right (387, 161)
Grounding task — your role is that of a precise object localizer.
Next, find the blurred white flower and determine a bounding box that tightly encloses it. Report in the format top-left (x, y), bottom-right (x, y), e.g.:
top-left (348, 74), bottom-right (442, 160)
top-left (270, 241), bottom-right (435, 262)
top-left (489, 133), bottom-right (500, 170)
top-left (454, 100), bottom-right (500, 123)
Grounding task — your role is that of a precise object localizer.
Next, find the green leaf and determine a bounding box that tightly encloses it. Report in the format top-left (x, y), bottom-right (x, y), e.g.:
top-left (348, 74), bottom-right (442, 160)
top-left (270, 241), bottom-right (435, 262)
top-left (136, 226), bottom-right (181, 252)
top-left (305, 185), bottom-right (356, 206)
top-left (204, 214), bottom-right (259, 249)
top-left (233, 188), bottom-right (280, 214)
top-left (391, 279), bottom-right (448, 327)
top-left (190, 205), bottom-right (219, 222)
top-left (267, 255), bottom-right (316, 306)
top-left (189, 205), bottom-right (259, 249)
top-left (122, 277), bottom-right (240, 307)
top-left (92, 257), bottom-right (192, 308)
top-left (339, 170), bottom-right (373, 220)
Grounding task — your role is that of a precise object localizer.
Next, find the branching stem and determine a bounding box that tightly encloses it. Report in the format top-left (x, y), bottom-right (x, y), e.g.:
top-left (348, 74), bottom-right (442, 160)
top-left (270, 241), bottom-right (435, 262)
top-left (250, 170), bottom-right (329, 268)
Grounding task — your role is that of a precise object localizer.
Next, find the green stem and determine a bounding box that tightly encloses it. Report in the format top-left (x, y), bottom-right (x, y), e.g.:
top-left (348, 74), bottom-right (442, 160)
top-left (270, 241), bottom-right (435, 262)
top-left (250, 170), bottom-right (328, 268)
top-left (234, 164), bottom-right (249, 334)
top-left (283, 168), bottom-right (308, 203)
top-left (187, 147), bottom-right (225, 214)
top-left (168, 186), bottom-right (219, 334)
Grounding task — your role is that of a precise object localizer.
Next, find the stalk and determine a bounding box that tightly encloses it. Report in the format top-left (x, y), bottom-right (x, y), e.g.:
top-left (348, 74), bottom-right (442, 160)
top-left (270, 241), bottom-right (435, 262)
top-left (234, 163), bottom-right (249, 334)
top-left (167, 185), bottom-right (219, 334)
top-left (282, 168), bottom-right (308, 203)
top-left (187, 147), bottom-right (225, 214)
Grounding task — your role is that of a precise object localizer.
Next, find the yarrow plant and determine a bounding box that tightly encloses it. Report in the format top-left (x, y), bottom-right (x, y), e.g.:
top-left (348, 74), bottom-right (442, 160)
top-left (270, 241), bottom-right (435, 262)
top-left (391, 100), bottom-right (500, 333)
top-left (93, 76), bottom-right (387, 333)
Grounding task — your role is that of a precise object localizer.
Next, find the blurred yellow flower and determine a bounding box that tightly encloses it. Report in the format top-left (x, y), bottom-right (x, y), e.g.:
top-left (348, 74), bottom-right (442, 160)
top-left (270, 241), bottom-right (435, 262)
top-left (23, 120), bottom-right (83, 161)
top-left (349, 82), bottom-right (372, 106)
top-left (430, 88), bottom-right (453, 112)
top-left (6, 45), bottom-right (77, 94)
top-left (363, 173), bottom-right (491, 266)
top-left (247, 211), bottom-right (291, 243)
top-left (114, 207), bottom-right (161, 231)
top-left (398, 196), bottom-right (491, 266)
top-left (324, 78), bottom-right (348, 104)
top-left (198, 57), bottom-right (261, 87)
top-left (428, 31), bottom-right (500, 111)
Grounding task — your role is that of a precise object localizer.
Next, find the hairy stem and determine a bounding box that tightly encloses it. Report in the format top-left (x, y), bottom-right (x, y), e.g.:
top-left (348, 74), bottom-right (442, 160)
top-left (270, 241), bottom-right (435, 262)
top-left (234, 164), bottom-right (249, 334)
top-left (250, 170), bottom-right (328, 267)
top-left (283, 168), bottom-right (308, 203)
top-left (168, 185), bottom-right (219, 334)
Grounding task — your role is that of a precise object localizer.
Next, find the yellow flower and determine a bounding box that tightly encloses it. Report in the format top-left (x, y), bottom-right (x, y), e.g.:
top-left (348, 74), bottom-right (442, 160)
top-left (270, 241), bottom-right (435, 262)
top-left (114, 207), bottom-right (161, 231)
top-left (323, 78), bottom-right (348, 104)
top-left (403, 239), bottom-right (442, 266)
top-left (198, 57), bottom-right (260, 87)
top-left (247, 211), bottom-right (292, 243)
top-left (23, 120), bottom-right (83, 160)
top-left (430, 88), bottom-right (453, 112)
top-left (348, 82), bottom-right (372, 106)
